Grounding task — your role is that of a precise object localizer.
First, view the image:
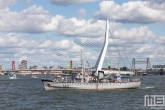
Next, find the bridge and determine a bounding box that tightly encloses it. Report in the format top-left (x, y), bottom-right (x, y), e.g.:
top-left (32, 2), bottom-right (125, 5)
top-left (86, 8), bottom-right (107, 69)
top-left (132, 58), bottom-right (151, 71)
top-left (0, 68), bottom-right (95, 75)
top-left (0, 68), bottom-right (136, 76)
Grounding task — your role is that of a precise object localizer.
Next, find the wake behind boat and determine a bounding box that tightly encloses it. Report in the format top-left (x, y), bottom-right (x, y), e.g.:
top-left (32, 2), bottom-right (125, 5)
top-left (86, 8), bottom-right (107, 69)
top-left (41, 20), bottom-right (142, 90)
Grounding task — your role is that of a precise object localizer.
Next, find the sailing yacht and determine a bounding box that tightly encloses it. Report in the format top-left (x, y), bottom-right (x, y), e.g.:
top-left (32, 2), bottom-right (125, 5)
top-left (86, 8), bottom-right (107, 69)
top-left (41, 20), bottom-right (142, 90)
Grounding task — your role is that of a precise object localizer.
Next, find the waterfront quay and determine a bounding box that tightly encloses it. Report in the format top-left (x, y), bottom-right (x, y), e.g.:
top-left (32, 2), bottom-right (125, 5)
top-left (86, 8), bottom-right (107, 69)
top-left (0, 68), bottom-right (94, 75)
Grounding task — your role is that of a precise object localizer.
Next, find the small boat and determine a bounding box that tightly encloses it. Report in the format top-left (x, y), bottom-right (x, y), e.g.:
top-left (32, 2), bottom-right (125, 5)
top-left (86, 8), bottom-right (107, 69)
top-left (159, 68), bottom-right (164, 75)
top-left (32, 75), bottom-right (38, 78)
top-left (0, 72), bottom-right (4, 75)
top-left (8, 72), bottom-right (16, 79)
top-left (142, 72), bottom-right (147, 76)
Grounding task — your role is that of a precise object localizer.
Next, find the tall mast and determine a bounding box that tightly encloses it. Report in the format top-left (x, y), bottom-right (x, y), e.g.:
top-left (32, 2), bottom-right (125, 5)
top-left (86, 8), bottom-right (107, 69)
top-left (118, 53), bottom-right (121, 75)
top-left (80, 49), bottom-right (83, 74)
top-left (95, 19), bottom-right (109, 76)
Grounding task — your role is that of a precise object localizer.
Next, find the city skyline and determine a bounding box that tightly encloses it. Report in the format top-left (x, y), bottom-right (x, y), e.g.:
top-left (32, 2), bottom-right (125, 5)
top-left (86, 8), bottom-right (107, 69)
top-left (0, 0), bottom-right (165, 69)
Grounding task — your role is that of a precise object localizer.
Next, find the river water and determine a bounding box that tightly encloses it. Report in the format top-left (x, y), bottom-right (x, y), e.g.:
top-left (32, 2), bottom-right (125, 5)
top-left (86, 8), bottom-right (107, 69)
top-left (0, 74), bottom-right (165, 110)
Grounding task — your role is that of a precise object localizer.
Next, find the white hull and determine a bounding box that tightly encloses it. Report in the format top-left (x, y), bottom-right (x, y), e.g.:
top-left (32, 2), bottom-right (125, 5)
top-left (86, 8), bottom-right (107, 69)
top-left (42, 79), bottom-right (141, 91)
top-left (8, 76), bottom-right (16, 79)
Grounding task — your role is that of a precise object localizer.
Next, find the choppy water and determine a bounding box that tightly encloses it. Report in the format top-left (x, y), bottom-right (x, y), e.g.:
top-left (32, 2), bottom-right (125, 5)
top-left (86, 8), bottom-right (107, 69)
top-left (0, 74), bottom-right (165, 110)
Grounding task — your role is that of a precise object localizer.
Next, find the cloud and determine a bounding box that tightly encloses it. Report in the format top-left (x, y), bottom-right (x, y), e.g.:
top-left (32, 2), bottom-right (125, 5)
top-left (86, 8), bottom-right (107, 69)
top-left (0, 2), bottom-right (165, 69)
top-left (0, 0), bottom-right (17, 9)
top-left (49, 30), bottom-right (165, 68)
top-left (26, 0), bottom-right (33, 3)
top-left (0, 4), bottom-right (123, 35)
top-left (0, 5), bottom-right (122, 34)
top-left (0, 33), bottom-right (41, 49)
top-left (0, 33), bottom-right (85, 69)
top-left (0, 12), bottom-right (159, 68)
top-left (155, 36), bottom-right (165, 45)
top-left (77, 9), bottom-right (86, 19)
top-left (112, 26), bottom-right (156, 44)
top-left (137, 0), bottom-right (165, 10)
top-left (55, 18), bottom-right (122, 37)
top-left (55, 20), bottom-right (160, 67)
top-left (0, 5), bottom-right (63, 33)
top-left (93, 1), bottom-right (165, 24)
top-left (0, 21), bottom-right (164, 69)
top-left (50, 0), bottom-right (98, 6)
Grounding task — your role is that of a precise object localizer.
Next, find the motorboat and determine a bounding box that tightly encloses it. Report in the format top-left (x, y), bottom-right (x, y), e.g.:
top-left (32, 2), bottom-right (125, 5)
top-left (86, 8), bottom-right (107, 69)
top-left (142, 72), bottom-right (147, 76)
top-left (8, 72), bottom-right (16, 79)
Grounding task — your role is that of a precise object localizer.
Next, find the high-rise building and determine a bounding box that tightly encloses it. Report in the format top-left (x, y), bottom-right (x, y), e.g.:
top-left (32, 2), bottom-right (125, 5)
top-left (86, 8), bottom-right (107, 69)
top-left (18, 60), bottom-right (27, 69)
top-left (21, 60), bottom-right (27, 69)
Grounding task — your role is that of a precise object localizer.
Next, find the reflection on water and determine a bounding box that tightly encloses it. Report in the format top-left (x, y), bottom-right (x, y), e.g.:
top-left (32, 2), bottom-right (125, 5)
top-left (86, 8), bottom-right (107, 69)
top-left (0, 74), bottom-right (165, 110)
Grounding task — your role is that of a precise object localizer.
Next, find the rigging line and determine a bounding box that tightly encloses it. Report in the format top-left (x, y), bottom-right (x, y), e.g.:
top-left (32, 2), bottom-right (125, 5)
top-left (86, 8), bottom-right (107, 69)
top-left (108, 29), bottom-right (126, 67)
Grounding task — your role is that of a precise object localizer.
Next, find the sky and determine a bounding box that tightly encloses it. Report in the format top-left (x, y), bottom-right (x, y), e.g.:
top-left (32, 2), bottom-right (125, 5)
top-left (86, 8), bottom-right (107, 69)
top-left (0, 0), bottom-right (165, 70)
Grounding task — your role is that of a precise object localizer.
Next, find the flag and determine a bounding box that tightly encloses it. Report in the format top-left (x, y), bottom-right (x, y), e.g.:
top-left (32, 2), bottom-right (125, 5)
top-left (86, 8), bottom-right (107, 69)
top-left (108, 62), bottom-right (111, 66)
top-left (68, 63), bottom-right (71, 67)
